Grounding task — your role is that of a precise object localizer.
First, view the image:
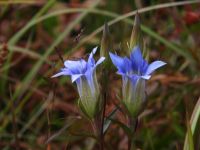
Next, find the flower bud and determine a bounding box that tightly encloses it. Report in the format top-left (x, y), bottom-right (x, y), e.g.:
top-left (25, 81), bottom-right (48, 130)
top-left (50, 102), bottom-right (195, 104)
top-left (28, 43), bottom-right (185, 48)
top-left (129, 11), bottom-right (142, 53)
top-left (100, 22), bottom-right (111, 58)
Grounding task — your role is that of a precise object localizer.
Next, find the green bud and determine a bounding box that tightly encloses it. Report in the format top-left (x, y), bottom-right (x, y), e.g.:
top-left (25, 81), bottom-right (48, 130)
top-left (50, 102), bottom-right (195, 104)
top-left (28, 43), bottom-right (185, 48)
top-left (129, 11), bottom-right (142, 53)
top-left (100, 22), bottom-right (112, 60)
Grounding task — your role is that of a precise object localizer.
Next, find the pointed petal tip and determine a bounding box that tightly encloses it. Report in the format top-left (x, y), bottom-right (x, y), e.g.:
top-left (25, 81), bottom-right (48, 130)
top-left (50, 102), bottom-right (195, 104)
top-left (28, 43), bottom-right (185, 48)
top-left (156, 61), bottom-right (167, 67)
top-left (145, 60), bottom-right (166, 75)
top-left (92, 46), bottom-right (98, 54)
top-left (95, 56), bottom-right (106, 66)
top-left (141, 75), bottom-right (151, 80)
top-left (130, 46), bottom-right (143, 66)
top-left (109, 52), bottom-right (118, 58)
top-left (101, 56), bottom-right (106, 61)
top-left (51, 74), bottom-right (60, 78)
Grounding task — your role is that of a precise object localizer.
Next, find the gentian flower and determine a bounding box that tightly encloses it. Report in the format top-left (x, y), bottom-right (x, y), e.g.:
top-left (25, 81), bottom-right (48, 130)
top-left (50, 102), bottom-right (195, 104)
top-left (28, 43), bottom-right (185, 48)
top-left (109, 46), bottom-right (166, 117)
top-left (52, 47), bottom-right (105, 119)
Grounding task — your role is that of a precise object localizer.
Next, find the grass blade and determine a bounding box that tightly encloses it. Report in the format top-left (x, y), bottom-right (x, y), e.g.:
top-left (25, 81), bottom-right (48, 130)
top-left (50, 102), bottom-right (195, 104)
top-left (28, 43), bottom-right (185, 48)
top-left (184, 97), bottom-right (200, 150)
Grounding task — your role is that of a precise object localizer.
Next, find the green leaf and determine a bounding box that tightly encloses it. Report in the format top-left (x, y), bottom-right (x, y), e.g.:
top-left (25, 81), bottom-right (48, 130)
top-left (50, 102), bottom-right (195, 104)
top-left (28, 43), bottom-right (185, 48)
top-left (186, 120), bottom-right (194, 150)
top-left (103, 107), bottom-right (118, 134)
top-left (184, 97), bottom-right (200, 150)
top-left (46, 117), bottom-right (79, 144)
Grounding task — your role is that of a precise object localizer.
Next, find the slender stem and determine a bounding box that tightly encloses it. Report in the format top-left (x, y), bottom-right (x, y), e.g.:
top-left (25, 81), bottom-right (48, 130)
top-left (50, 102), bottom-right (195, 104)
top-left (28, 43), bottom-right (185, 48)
top-left (91, 120), bottom-right (103, 150)
top-left (128, 136), bottom-right (132, 150)
top-left (128, 117), bottom-right (133, 150)
top-left (98, 68), bottom-right (109, 150)
top-left (127, 117), bottom-right (138, 150)
top-left (99, 92), bottom-right (107, 150)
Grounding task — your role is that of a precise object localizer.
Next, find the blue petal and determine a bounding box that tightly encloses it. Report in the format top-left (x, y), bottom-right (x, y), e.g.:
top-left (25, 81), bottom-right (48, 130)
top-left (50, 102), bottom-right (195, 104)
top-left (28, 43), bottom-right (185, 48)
top-left (109, 52), bottom-right (127, 74)
top-left (95, 57), bottom-right (105, 67)
top-left (75, 78), bottom-right (82, 96)
top-left (116, 57), bottom-right (131, 76)
top-left (51, 68), bottom-right (71, 78)
top-left (116, 71), bottom-right (126, 76)
top-left (141, 75), bottom-right (151, 80)
top-left (71, 74), bottom-right (83, 82)
top-left (64, 59), bottom-right (87, 74)
top-left (130, 46), bottom-right (143, 70)
top-left (140, 60), bottom-right (149, 74)
top-left (51, 72), bottom-right (68, 78)
top-left (123, 57), bottom-right (132, 72)
top-left (92, 46), bottom-right (98, 54)
top-left (85, 73), bottom-right (95, 94)
top-left (145, 61), bottom-right (166, 75)
top-left (88, 47), bottom-right (98, 66)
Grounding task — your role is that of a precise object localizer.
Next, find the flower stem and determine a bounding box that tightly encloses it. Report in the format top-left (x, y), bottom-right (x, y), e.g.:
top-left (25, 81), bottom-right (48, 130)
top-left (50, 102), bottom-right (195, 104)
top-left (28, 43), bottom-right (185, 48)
top-left (128, 136), bottom-right (132, 150)
top-left (92, 110), bottom-right (104, 150)
top-left (127, 117), bottom-right (138, 150)
top-left (99, 93), bottom-right (107, 150)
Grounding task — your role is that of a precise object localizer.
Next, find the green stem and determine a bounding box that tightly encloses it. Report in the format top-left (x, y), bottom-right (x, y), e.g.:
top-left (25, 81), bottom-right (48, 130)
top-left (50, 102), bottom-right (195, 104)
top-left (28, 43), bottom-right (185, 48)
top-left (128, 117), bottom-right (138, 150)
top-left (100, 97), bottom-right (106, 150)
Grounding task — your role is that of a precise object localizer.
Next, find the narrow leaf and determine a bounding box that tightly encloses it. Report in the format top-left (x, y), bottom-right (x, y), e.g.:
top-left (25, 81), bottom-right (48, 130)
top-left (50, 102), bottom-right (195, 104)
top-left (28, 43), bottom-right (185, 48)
top-left (103, 107), bottom-right (118, 134)
top-left (184, 97), bottom-right (200, 150)
top-left (46, 117), bottom-right (78, 144)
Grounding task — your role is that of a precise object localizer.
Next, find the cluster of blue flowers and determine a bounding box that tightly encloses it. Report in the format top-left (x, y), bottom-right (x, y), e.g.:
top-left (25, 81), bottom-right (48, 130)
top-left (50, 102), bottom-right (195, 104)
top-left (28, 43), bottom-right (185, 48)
top-left (52, 45), bottom-right (166, 118)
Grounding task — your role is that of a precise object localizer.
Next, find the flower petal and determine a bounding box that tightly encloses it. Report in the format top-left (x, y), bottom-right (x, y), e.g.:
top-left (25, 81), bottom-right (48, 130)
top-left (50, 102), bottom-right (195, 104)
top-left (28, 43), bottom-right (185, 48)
top-left (64, 59), bottom-right (87, 74)
top-left (141, 75), bottom-right (151, 80)
top-left (71, 74), bottom-right (83, 82)
top-left (92, 46), bottom-right (98, 55)
top-left (88, 47), bottom-right (98, 65)
top-left (95, 57), bottom-right (105, 66)
top-left (85, 73), bottom-right (95, 94)
top-left (51, 68), bottom-right (71, 78)
top-left (51, 72), bottom-right (66, 78)
top-left (109, 52), bottom-right (128, 74)
top-left (130, 46), bottom-right (143, 70)
top-left (145, 61), bottom-right (166, 75)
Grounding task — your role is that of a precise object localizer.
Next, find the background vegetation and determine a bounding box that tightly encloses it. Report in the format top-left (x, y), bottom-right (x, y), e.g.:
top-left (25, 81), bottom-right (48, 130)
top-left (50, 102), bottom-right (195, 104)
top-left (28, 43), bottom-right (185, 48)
top-left (0, 0), bottom-right (200, 149)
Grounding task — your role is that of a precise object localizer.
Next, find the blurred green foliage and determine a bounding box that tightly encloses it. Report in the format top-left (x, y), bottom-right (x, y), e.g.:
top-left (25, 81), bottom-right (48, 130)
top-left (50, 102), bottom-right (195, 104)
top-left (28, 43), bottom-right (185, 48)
top-left (0, 0), bottom-right (200, 149)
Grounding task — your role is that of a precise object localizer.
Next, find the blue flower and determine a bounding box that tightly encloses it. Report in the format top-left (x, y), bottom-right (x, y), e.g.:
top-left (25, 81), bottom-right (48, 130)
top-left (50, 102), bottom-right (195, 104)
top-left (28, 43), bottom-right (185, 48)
top-left (109, 46), bottom-right (166, 117)
top-left (52, 47), bottom-right (105, 118)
